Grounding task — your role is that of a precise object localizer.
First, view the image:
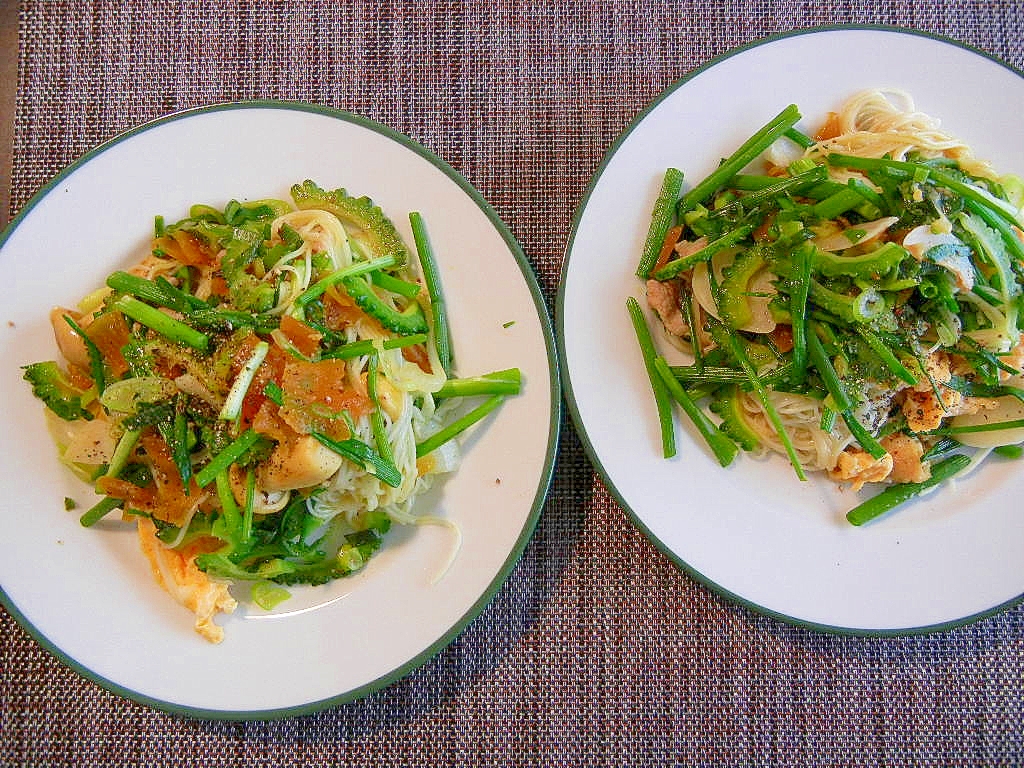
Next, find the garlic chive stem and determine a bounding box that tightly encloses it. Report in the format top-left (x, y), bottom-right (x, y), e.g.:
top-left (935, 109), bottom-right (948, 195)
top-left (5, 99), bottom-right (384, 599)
top-left (410, 212), bottom-right (452, 376)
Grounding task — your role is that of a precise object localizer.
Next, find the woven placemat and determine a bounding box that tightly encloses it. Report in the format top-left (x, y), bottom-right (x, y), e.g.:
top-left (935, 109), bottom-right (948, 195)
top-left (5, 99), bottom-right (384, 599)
top-left (3, 1), bottom-right (1024, 765)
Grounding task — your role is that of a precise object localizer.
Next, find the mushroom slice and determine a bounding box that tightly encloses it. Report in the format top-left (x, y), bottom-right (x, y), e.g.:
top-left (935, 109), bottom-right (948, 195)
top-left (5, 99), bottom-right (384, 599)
top-left (811, 216), bottom-right (899, 252)
top-left (902, 224), bottom-right (963, 260)
top-left (902, 226), bottom-right (974, 292)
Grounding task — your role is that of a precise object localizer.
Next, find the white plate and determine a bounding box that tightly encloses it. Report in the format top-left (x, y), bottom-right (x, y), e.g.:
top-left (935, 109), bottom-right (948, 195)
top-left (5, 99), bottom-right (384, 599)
top-left (0, 103), bottom-right (559, 717)
top-left (559, 28), bottom-right (1024, 633)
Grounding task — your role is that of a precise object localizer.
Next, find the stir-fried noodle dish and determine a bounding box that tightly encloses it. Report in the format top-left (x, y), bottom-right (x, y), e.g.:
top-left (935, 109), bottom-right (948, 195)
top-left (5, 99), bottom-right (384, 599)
top-left (24, 181), bottom-right (520, 642)
top-left (632, 90), bottom-right (1024, 526)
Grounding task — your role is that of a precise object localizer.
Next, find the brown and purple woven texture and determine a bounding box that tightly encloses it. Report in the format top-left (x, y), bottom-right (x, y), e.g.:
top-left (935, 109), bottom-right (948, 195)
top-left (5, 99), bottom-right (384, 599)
top-left (3, 1), bottom-right (1023, 765)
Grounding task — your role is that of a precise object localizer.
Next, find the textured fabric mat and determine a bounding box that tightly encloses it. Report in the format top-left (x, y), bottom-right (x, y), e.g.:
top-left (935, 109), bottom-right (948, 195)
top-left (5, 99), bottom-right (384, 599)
top-left (3, 1), bottom-right (1023, 765)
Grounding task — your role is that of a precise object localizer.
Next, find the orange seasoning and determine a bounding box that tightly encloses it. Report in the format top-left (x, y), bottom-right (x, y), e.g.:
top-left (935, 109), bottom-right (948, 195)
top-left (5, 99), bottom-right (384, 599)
top-left (85, 311), bottom-right (131, 377)
top-left (154, 230), bottom-right (217, 267)
top-left (279, 315), bottom-right (323, 358)
top-left (769, 324), bottom-right (795, 354)
top-left (652, 225), bottom-right (684, 274)
top-left (815, 112), bottom-right (842, 142)
top-left (279, 358), bottom-right (372, 437)
top-left (97, 432), bottom-right (205, 527)
top-left (402, 342), bottom-right (433, 374)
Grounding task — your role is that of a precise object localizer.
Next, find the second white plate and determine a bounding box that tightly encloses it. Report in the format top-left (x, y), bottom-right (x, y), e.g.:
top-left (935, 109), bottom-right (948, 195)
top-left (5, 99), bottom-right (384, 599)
top-left (559, 27), bottom-right (1024, 633)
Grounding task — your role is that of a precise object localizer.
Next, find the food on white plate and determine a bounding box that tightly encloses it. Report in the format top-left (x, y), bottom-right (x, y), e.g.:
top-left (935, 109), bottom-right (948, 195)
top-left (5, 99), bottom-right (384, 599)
top-left (630, 89), bottom-right (1024, 525)
top-left (24, 181), bottom-right (521, 641)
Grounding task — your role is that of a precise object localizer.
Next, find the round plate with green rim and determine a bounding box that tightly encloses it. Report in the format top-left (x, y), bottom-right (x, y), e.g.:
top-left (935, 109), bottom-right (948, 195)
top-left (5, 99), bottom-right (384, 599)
top-left (559, 27), bottom-right (1024, 634)
top-left (0, 102), bottom-right (559, 717)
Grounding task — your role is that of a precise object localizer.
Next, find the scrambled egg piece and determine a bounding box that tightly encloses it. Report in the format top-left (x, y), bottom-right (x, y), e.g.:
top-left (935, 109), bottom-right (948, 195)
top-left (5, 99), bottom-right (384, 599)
top-left (900, 351), bottom-right (988, 432)
top-left (829, 433), bottom-right (934, 490)
top-left (136, 518), bottom-right (237, 643)
top-left (901, 388), bottom-right (965, 433)
top-left (880, 432), bottom-right (930, 484)
top-left (828, 449), bottom-right (894, 491)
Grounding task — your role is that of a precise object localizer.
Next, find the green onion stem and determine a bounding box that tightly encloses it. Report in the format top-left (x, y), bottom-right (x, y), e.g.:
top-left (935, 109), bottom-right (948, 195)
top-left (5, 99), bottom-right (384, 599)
top-left (410, 212), bottom-right (453, 376)
top-left (669, 362), bottom-right (793, 387)
top-left (114, 295), bottom-right (209, 352)
top-left (841, 410), bottom-right (887, 460)
top-left (845, 177), bottom-right (887, 211)
top-left (215, 470), bottom-right (242, 534)
top-left (806, 327), bottom-right (855, 413)
top-left (820, 406), bottom-right (837, 433)
top-left (727, 174), bottom-right (778, 191)
top-left (171, 406), bottom-right (192, 485)
top-left (710, 166), bottom-right (827, 218)
top-left (783, 126), bottom-right (815, 149)
top-left (827, 153), bottom-right (1020, 227)
top-left (920, 436), bottom-right (961, 461)
top-left (717, 321), bottom-right (806, 480)
top-left (651, 225), bottom-right (754, 282)
top-left (959, 335), bottom-right (1022, 378)
top-left (367, 354), bottom-right (397, 469)
top-left (321, 333), bottom-right (428, 361)
top-left (311, 430), bottom-right (402, 488)
top-left (788, 243), bottom-right (812, 385)
top-left (858, 328), bottom-right (918, 386)
top-left (370, 270), bottom-right (422, 299)
top-left (677, 104), bottom-right (801, 216)
top-left (294, 255), bottom-right (396, 307)
top-left (194, 429), bottom-right (260, 488)
top-left (242, 468), bottom-right (256, 544)
top-left (636, 167), bottom-right (685, 278)
top-left (107, 271), bottom-right (181, 310)
top-left (187, 307), bottom-right (279, 333)
top-left (846, 454), bottom-right (971, 526)
top-left (107, 270), bottom-right (207, 313)
top-left (414, 395), bottom-right (505, 459)
top-left (812, 187), bottom-right (870, 220)
top-left (103, 428), bottom-right (142, 483)
top-left (62, 314), bottom-right (105, 394)
top-left (653, 356), bottom-right (738, 467)
top-left (434, 368), bottom-right (522, 398)
top-left (626, 297), bottom-right (675, 459)
top-left (993, 444), bottom-right (1024, 459)
top-left (679, 291), bottom-right (704, 372)
top-left (929, 417), bottom-right (1024, 436)
top-left (79, 496), bottom-right (122, 527)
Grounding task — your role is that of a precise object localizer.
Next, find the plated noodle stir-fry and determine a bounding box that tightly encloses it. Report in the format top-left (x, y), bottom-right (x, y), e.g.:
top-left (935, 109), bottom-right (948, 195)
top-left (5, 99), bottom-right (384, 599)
top-left (632, 90), bottom-right (1024, 525)
top-left (24, 181), bottom-right (520, 642)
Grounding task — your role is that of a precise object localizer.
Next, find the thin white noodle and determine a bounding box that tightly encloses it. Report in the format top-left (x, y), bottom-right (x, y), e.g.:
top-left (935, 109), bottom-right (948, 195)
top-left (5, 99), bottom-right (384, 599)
top-left (415, 515), bottom-right (463, 585)
top-left (806, 88), bottom-right (996, 178)
top-left (738, 390), bottom-right (853, 471)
